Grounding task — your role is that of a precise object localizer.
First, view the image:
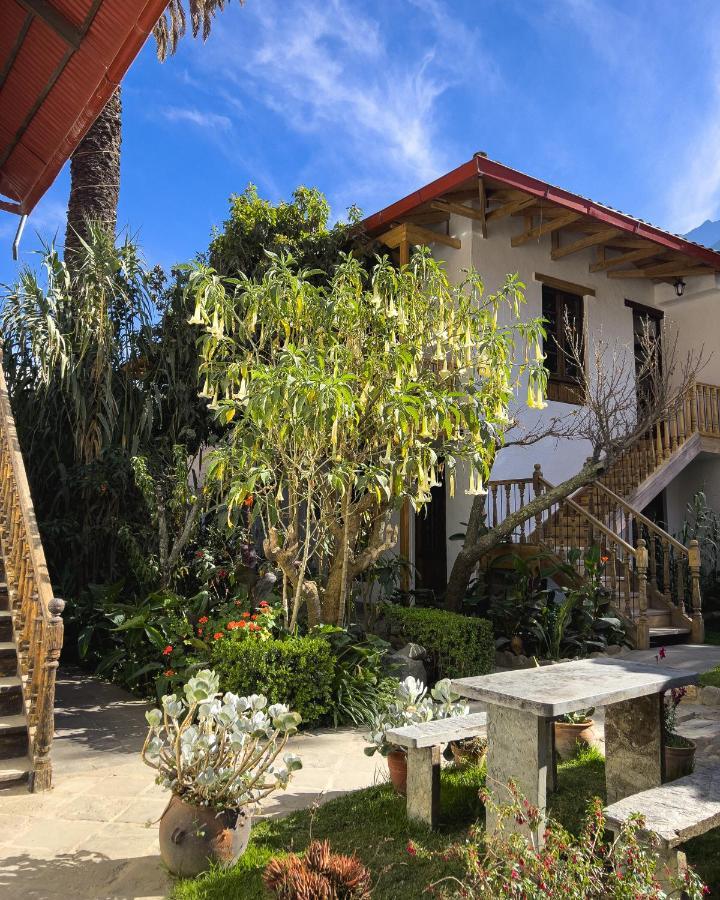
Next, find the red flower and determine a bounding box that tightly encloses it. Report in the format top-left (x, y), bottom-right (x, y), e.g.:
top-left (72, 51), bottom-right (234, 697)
top-left (249, 622), bottom-right (260, 632)
top-left (195, 550), bottom-right (204, 558)
top-left (164, 669), bottom-right (175, 676)
top-left (238, 621), bottom-right (247, 628)
top-left (259, 601), bottom-right (270, 608)
top-left (406, 841), bottom-right (417, 857)
top-left (659, 646), bottom-right (667, 659)
top-left (197, 627), bottom-right (203, 636)
top-left (162, 645), bottom-right (173, 656)
top-left (198, 616), bottom-right (209, 624)
top-left (251, 614), bottom-right (259, 621)
top-left (213, 632), bottom-right (224, 640)
top-left (243, 495), bottom-right (254, 507)
top-left (600, 555), bottom-right (609, 564)
top-left (217, 569), bottom-right (228, 579)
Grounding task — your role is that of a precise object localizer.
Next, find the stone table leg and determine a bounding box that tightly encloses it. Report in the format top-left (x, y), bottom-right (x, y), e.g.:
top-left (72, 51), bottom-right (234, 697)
top-left (406, 746), bottom-right (441, 828)
top-left (485, 706), bottom-right (551, 845)
top-left (605, 694), bottom-right (664, 805)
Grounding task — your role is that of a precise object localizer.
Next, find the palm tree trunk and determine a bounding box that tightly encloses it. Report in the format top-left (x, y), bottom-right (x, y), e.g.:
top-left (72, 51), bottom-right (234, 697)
top-left (64, 87), bottom-right (122, 262)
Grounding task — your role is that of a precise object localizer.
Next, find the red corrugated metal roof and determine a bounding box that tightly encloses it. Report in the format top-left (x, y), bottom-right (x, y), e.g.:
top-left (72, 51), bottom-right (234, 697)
top-left (362, 155), bottom-right (720, 269)
top-left (0, 0), bottom-right (169, 216)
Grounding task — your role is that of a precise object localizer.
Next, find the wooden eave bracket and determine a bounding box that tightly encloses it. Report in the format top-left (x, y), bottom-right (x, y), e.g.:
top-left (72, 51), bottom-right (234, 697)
top-left (377, 222), bottom-right (461, 251)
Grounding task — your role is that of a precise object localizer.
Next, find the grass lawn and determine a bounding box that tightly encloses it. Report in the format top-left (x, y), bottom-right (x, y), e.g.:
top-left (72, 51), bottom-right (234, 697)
top-left (699, 663), bottom-right (720, 688)
top-left (172, 745), bottom-right (720, 898)
top-left (180, 746), bottom-right (720, 900)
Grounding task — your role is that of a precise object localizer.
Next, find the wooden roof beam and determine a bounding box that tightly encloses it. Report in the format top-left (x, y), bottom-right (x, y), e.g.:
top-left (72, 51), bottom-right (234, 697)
top-left (430, 199), bottom-right (484, 221)
top-left (486, 194), bottom-right (536, 222)
top-left (589, 247), bottom-right (663, 273)
top-left (377, 222), bottom-right (461, 251)
top-left (511, 211), bottom-right (582, 247)
top-left (607, 262), bottom-right (716, 279)
top-left (551, 227), bottom-right (621, 261)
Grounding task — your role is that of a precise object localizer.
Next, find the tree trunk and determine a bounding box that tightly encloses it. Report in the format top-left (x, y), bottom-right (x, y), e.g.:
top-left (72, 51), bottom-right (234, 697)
top-left (64, 87), bottom-right (122, 262)
top-left (444, 461), bottom-right (604, 611)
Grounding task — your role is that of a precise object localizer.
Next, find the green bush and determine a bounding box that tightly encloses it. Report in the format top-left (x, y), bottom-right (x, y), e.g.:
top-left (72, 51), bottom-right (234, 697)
top-left (384, 606), bottom-right (494, 679)
top-left (211, 636), bottom-right (336, 726)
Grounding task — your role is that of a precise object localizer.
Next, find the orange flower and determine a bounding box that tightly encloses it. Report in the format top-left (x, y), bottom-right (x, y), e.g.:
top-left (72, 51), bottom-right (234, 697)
top-left (243, 495), bottom-right (254, 507)
top-left (600, 555), bottom-right (609, 564)
top-left (251, 614), bottom-right (258, 621)
top-left (213, 632), bottom-right (224, 640)
top-left (164, 669), bottom-right (175, 677)
top-left (238, 620), bottom-right (247, 628)
top-left (198, 616), bottom-right (209, 624)
top-left (241, 611), bottom-right (251, 619)
top-left (197, 627), bottom-right (203, 636)
top-left (249, 622), bottom-right (261, 632)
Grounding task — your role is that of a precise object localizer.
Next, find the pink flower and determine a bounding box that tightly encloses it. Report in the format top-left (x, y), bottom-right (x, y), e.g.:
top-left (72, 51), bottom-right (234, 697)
top-left (659, 646), bottom-right (667, 659)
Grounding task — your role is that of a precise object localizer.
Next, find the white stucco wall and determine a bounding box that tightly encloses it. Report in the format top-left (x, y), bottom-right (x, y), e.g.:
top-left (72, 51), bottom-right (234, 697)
top-left (430, 211), bottom-right (720, 576)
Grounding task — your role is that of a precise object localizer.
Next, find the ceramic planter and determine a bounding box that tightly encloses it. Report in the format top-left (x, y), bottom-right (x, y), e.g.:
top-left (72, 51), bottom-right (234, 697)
top-left (664, 739), bottom-right (696, 782)
top-left (387, 749), bottom-right (408, 795)
top-left (158, 795), bottom-right (252, 877)
top-left (554, 720), bottom-right (596, 760)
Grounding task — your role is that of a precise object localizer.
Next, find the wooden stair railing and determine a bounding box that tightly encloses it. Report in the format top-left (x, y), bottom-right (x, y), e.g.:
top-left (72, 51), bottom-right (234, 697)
top-left (482, 467), bottom-right (703, 649)
top-left (0, 356), bottom-right (63, 790)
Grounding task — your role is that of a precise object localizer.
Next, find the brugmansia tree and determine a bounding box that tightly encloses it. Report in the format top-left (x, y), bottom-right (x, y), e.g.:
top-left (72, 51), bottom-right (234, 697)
top-left (186, 248), bottom-right (547, 628)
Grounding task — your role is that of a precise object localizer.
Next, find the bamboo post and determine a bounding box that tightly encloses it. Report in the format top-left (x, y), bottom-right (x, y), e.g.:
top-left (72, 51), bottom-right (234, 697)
top-left (636, 539), bottom-right (650, 650)
top-left (688, 540), bottom-right (704, 644)
top-left (29, 597), bottom-right (64, 792)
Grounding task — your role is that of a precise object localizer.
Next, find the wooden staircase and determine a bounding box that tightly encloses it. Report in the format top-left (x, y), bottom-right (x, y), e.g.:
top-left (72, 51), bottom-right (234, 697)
top-left (484, 382), bottom-right (720, 649)
top-left (0, 357), bottom-right (63, 791)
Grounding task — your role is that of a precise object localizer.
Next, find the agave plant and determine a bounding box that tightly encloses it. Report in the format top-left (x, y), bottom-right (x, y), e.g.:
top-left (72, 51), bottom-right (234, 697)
top-left (364, 676), bottom-right (468, 757)
top-left (142, 669), bottom-right (302, 811)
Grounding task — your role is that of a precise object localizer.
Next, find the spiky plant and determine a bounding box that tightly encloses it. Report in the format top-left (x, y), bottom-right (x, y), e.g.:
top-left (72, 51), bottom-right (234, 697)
top-left (264, 840), bottom-right (372, 900)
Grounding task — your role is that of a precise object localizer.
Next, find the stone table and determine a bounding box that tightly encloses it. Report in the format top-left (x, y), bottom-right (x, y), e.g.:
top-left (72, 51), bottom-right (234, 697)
top-left (452, 658), bottom-right (698, 842)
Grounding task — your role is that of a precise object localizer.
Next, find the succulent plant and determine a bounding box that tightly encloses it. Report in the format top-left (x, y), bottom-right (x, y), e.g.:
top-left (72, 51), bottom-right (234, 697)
top-left (142, 669), bottom-right (302, 810)
top-left (264, 839), bottom-right (371, 899)
top-left (364, 675), bottom-right (468, 757)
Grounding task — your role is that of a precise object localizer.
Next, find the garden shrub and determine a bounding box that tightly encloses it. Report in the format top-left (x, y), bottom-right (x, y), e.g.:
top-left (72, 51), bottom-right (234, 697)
top-left (210, 635), bottom-right (335, 726)
top-left (384, 606), bottom-right (494, 679)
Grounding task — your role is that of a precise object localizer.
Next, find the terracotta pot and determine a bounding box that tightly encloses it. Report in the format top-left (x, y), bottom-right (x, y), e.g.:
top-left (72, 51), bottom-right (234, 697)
top-left (664, 740), bottom-right (696, 782)
top-left (158, 795), bottom-right (252, 877)
top-left (387, 749), bottom-right (408, 795)
top-left (450, 740), bottom-right (488, 768)
top-left (554, 720), bottom-right (596, 760)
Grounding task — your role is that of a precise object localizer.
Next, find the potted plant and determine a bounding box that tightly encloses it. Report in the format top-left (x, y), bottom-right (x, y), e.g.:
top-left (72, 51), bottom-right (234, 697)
top-left (142, 669), bottom-right (303, 877)
top-left (664, 687), bottom-right (695, 781)
top-left (447, 735), bottom-right (488, 767)
top-left (554, 708), bottom-right (596, 760)
top-left (364, 676), bottom-right (468, 794)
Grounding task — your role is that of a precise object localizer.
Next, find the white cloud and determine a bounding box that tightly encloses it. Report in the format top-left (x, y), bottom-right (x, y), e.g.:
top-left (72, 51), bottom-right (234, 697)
top-left (162, 106), bottom-right (232, 131)
top-left (198, 0), bottom-right (488, 208)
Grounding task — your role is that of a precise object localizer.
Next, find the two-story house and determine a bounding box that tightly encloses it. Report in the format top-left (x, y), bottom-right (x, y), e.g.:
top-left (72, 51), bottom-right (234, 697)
top-left (362, 154), bottom-right (720, 648)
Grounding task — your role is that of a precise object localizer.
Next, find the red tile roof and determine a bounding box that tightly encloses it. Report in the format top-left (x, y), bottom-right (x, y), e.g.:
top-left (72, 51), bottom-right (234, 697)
top-left (0, 0), bottom-right (169, 216)
top-left (362, 155), bottom-right (720, 269)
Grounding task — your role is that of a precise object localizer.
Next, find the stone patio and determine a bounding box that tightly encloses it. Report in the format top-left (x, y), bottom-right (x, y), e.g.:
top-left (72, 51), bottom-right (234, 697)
top-left (1, 643), bottom-right (720, 899)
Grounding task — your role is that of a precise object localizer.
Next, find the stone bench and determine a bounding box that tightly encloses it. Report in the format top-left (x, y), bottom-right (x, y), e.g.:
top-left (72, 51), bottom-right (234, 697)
top-left (604, 766), bottom-right (720, 890)
top-left (385, 712), bottom-right (488, 828)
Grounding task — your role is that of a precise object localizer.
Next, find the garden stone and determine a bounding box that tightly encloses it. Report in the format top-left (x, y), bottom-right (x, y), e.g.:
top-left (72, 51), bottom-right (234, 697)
top-left (398, 642), bottom-right (427, 661)
top-left (605, 644), bottom-right (622, 656)
top-left (605, 694), bottom-right (663, 804)
top-left (383, 647), bottom-right (427, 684)
top-left (699, 686), bottom-right (720, 707)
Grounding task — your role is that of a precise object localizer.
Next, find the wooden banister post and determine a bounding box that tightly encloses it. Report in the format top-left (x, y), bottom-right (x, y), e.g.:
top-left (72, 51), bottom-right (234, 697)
top-left (688, 540), bottom-right (704, 644)
top-left (30, 597), bottom-right (64, 792)
top-left (532, 464), bottom-right (543, 539)
top-left (636, 539), bottom-right (649, 650)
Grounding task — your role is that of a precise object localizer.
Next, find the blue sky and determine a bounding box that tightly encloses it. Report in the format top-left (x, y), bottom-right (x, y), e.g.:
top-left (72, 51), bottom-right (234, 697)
top-left (2, 0), bottom-right (720, 284)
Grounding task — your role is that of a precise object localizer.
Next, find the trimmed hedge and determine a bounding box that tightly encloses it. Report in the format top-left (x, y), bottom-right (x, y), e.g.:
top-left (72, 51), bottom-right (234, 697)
top-left (210, 635), bottom-right (335, 727)
top-left (384, 606), bottom-right (494, 679)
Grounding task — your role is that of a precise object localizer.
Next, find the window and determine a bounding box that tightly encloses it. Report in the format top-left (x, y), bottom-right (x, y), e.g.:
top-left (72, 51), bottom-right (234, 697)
top-left (542, 284), bottom-right (584, 404)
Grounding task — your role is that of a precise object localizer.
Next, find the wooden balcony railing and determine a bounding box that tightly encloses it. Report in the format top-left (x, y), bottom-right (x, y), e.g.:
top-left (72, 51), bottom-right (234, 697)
top-left (0, 355), bottom-right (63, 790)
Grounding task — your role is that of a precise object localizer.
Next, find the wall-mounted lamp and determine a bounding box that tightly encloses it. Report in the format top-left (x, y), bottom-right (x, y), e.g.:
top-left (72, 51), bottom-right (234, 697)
top-left (673, 278), bottom-right (686, 298)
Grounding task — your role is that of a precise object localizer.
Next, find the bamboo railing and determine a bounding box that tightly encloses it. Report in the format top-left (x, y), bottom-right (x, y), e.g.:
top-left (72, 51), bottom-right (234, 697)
top-left (0, 356), bottom-right (63, 790)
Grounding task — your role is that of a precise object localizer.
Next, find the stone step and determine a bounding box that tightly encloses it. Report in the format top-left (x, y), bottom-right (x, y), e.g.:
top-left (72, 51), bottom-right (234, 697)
top-left (0, 610), bottom-right (11, 642)
top-left (0, 641), bottom-right (16, 678)
top-left (0, 674), bottom-right (22, 716)
top-left (0, 713), bottom-right (28, 760)
top-left (0, 754), bottom-right (30, 788)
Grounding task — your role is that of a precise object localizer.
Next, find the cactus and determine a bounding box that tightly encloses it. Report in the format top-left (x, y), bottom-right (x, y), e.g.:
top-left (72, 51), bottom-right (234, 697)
top-left (264, 839), bottom-right (372, 899)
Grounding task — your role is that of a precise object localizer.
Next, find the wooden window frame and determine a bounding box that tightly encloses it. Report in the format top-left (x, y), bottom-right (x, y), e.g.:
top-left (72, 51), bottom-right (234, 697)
top-left (542, 283), bottom-right (586, 405)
